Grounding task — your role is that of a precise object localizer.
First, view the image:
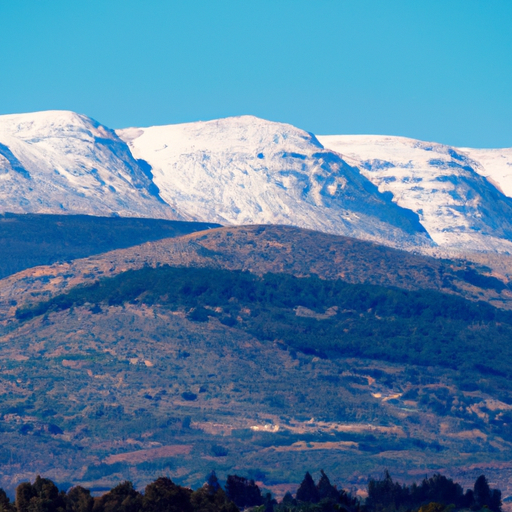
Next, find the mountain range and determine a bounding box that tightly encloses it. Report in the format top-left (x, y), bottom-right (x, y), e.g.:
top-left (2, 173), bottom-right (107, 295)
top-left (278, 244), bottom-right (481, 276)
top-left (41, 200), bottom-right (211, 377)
top-left (2, 111), bottom-right (512, 499)
top-left (2, 110), bottom-right (512, 254)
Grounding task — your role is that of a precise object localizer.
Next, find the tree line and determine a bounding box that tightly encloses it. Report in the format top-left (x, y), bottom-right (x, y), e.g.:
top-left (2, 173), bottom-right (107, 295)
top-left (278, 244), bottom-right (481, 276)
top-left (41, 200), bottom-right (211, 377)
top-left (0, 470), bottom-right (502, 512)
top-left (15, 265), bottom-right (512, 381)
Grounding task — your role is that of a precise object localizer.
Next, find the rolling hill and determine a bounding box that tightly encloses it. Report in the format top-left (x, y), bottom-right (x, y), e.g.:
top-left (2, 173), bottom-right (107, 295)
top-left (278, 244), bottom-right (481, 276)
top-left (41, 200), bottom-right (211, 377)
top-left (1, 225), bottom-right (512, 498)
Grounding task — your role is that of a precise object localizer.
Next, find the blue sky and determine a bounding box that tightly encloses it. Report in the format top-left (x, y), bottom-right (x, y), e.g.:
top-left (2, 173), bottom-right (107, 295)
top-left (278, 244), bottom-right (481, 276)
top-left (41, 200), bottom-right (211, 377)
top-left (1, 0), bottom-right (511, 147)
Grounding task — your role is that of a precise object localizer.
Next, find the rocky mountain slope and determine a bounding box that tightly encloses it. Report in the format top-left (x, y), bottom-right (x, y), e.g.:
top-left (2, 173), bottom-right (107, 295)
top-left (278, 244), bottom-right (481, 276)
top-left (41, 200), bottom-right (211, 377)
top-left (1, 227), bottom-right (512, 497)
top-left (2, 109), bottom-right (512, 254)
top-left (117, 117), bottom-right (430, 250)
top-left (0, 111), bottom-right (178, 219)
top-left (2, 225), bottom-right (511, 328)
top-left (318, 135), bottom-right (512, 253)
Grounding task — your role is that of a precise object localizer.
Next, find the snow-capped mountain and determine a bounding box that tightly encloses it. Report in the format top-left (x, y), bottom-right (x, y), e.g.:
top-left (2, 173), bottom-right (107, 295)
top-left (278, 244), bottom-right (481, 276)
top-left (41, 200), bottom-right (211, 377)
top-left (2, 109), bottom-right (512, 254)
top-left (117, 116), bottom-right (431, 249)
top-left (460, 147), bottom-right (512, 198)
top-left (0, 111), bottom-right (178, 219)
top-left (318, 135), bottom-right (512, 253)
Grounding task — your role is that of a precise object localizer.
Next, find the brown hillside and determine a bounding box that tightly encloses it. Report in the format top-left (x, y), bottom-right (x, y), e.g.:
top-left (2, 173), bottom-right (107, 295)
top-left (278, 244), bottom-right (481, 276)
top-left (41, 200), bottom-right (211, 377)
top-left (1, 224), bottom-right (511, 325)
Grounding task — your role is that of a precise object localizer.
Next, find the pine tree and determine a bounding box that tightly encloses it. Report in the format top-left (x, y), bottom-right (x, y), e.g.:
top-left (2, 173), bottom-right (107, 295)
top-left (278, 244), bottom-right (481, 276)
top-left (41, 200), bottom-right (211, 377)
top-left (474, 475), bottom-right (492, 509)
top-left (317, 470), bottom-right (339, 501)
top-left (296, 472), bottom-right (320, 504)
top-left (205, 471), bottom-right (221, 494)
top-left (225, 475), bottom-right (262, 509)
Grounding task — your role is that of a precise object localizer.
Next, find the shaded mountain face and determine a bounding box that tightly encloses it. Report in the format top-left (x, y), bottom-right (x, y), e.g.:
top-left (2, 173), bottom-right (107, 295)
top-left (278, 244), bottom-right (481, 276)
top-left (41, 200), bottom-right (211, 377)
top-left (318, 135), bottom-right (512, 253)
top-left (0, 111), bottom-right (178, 219)
top-left (0, 213), bottom-right (220, 280)
top-left (117, 116), bottom-right (431, 250)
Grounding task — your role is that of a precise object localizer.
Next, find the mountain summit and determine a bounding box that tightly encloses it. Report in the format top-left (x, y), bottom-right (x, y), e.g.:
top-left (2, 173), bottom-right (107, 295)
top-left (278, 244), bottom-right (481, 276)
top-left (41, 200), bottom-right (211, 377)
top-left (2, 110), bottom-right (512, 253)
top-left (319, 134), bottom-right (512, 253)
top-left (0, 110), bottom-right (178, 219)
top-left (118, 115), bottom-right (431, 249)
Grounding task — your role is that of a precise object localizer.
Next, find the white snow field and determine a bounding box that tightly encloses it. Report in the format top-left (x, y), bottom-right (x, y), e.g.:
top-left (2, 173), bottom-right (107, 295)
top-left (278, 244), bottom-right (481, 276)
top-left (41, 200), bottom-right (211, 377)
top-left (460, 147), bottom-right (512, 198)
top-left (0, 111), bottom-right (178, 219)
top-left (318, 135), bottom-right (512, 253)
top-left (117, 116), bottom-right (431, 250)
top-left (2, 110), bottom-right (512, 254)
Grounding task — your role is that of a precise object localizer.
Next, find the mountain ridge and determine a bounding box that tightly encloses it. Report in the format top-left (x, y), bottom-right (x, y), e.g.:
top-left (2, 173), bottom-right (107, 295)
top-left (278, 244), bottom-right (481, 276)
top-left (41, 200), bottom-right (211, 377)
top-left (2, 110), bottom-right (512, 254)
top-left (1, 224), bottom-right (511, 331)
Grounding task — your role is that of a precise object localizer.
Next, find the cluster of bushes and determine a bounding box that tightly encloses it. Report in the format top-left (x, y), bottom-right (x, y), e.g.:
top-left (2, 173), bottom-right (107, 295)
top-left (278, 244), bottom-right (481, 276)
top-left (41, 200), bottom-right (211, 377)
top-left (0, 470), bottom-right (501, 512)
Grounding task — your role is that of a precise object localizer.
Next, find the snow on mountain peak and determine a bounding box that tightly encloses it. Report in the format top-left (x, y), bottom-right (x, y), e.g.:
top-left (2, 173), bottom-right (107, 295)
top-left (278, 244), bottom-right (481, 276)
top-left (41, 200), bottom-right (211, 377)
top-left (117, 116), bottom-right (431, 249)
top-left (0, 110), bottom-right (178, 219)
top-left (318, 134), bottom-right (512, 252)
top-left (2, 109), bottom-right (512, 255)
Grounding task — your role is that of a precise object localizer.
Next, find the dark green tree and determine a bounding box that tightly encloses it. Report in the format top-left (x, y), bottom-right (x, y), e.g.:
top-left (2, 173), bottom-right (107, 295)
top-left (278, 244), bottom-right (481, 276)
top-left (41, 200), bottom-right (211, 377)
top-left (190, 486), bottom-right (238, 512)
top-left (263, 492), bottom-right (276, 512)
top-left (489, 489), bottom-right (502, 512)
top-left (0, 488), bottom-right (15, 512)
top-left (225, 475), bottom-right (262, 509)
top-left (366, 470), bottom-right (407, 511)
top-left (142, 477), bottom-right (192, 512)
top-left (473, 475), bottom-right (501, 512)
top-left (15, 477), bottom-right (65, 512)
top-left (317, 471), bottom-right (339, 502)
top-left (280, 492), bottom-right (296, 508)
top-left (15, 482), bottom-right (36, 512)
top-left (65, 487), bottom-right (93, 512)
top-left (92, 481), bottom-right (142, 512)
top-left (474, 475), bottom-right (491, 510)
top-left (296, 472), bottom-right (320, 504)
top-left (205, 472), bottom-right (221, 494)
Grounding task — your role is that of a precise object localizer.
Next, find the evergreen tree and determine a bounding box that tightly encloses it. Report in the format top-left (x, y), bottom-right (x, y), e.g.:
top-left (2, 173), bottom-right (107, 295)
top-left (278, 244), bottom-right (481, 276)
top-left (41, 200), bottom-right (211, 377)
top-left (296, 472), bottom-right (320, 504)
top-left (205, 472), bottom-right (221, 494)
top-left (412, 474), bottom-right (464, 508)
top-left (489, 489), bottom-right (502, 512)
top-left (474, 475), bottom-right (492, 510)
top-left (225, 475), bottom-right (263, 509)
top-left (143, 477), bottom-right (192, 512)
top-left (366, 470), bottom-right (407, 511)
top-left (263, 492), bottom-right (276, 512)
top-left (280, 492), bottom-right (296, 508)
top-left (317, 471), bottom-right (339, 502)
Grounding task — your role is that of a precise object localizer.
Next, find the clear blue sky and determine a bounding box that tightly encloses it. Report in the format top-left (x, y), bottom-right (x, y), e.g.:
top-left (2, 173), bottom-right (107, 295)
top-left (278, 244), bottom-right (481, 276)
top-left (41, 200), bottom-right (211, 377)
top-left (1, 0), bottom-right (511, 147)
